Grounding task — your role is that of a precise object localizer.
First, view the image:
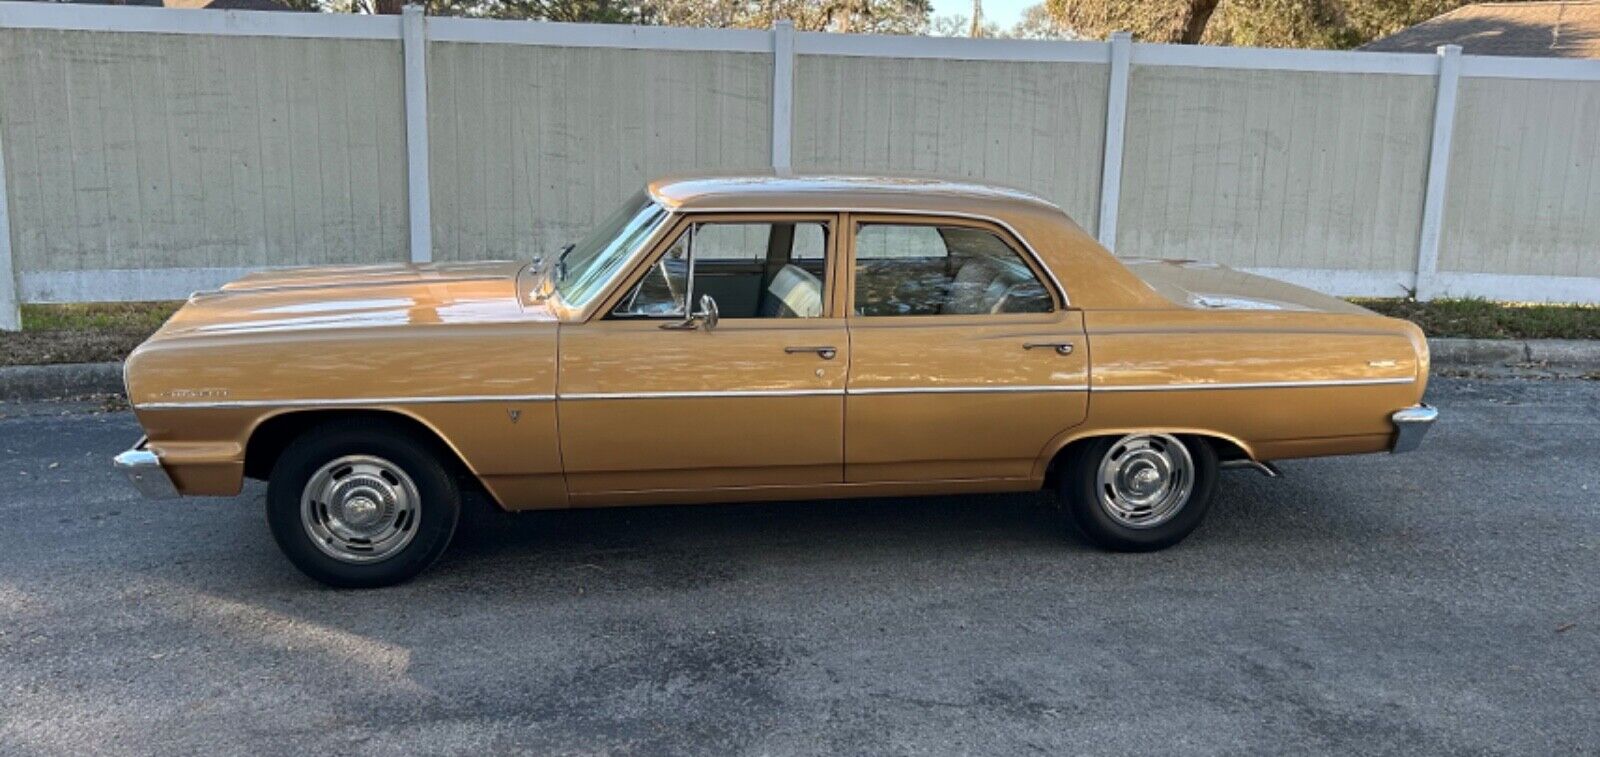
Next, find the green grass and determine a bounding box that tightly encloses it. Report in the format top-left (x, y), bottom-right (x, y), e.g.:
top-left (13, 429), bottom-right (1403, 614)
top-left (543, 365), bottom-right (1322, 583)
top-left (3, 301), bottom-right (181, 367)
top-left (20, 301), bottom-right (182, 333)
top-left (1351, 298), bottom-right (1600, 341)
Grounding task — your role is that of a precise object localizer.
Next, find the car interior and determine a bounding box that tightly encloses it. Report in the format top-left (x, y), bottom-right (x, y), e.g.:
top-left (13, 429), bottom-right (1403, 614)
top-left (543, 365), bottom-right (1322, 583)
top-left (611, 220), bottom-right (1052, 319)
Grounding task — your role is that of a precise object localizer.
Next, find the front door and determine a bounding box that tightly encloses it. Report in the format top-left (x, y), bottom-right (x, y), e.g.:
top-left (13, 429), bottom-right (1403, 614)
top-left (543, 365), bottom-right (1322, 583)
top-left (557, 214), bottom-right (848, 495)
top-left (843, 215), bottom-right (1089, 483)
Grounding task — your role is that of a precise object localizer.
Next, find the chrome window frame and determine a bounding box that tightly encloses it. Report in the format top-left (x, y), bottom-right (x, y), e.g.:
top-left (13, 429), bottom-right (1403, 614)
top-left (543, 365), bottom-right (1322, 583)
top-left (557, 203), bottom-right (1068, 324)
top-left (611, 224), bottom-right (695, 319)
top-left (681, 207), bottom-right (1070, 309)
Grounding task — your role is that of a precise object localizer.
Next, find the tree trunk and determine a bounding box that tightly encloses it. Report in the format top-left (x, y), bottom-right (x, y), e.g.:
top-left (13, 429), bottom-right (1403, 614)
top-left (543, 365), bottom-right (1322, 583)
top-left (1178, 0), bottom-right (1221, 44)
top-left (375, 0), bottom-right (404, 15)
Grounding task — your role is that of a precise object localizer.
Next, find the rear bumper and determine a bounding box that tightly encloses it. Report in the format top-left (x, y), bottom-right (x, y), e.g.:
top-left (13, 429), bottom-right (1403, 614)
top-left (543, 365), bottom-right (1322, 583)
top-left (113, 437), bottom-right (179, 499)
top-left (1390, 404), bottom-right (1438, 454)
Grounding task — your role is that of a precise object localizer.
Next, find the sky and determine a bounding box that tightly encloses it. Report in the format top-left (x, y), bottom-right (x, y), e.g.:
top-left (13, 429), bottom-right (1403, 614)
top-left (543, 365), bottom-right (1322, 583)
top-left (930, 0), bottom-right (1034, 31)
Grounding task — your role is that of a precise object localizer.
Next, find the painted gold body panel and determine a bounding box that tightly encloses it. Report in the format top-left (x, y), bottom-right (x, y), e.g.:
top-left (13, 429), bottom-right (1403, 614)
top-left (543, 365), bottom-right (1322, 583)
top-left (123, 174), bottom-right (1431, 512)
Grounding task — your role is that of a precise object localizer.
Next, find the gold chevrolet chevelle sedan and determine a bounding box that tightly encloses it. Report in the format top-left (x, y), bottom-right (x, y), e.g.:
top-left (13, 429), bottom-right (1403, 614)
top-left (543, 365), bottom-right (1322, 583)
top-left (116, 174), bottom-right (1436, 587)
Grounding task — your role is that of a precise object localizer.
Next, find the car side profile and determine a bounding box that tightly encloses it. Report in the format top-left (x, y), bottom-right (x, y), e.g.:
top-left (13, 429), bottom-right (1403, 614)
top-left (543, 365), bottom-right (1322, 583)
top-left (116, 173), bottom-right (1436, 587)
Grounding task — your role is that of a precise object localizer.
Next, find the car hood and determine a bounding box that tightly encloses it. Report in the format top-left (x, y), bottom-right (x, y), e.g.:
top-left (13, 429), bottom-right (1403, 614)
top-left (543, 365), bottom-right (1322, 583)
top-left (1124, 258), bottom-right (1371, 315)
top-left (153, 260), bottom-right (552, 339)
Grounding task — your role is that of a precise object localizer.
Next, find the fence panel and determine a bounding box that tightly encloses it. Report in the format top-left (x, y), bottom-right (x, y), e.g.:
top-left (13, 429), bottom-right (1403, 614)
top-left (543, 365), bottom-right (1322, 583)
top-left (427, 42), bottom-right (773, 262)
top-left (791, 54), bottom-right (1110, 233)
top-left (0, 27), bottom-right (408, 300)
top-left (1440, 76), bottom-right (1600, 281)
top-left (1115, 65), bottom-right (1436, 279)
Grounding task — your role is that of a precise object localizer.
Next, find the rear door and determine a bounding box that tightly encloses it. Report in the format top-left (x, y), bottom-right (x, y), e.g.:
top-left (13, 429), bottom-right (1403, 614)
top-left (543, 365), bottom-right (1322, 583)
top-left (842, 214), bottom-right (1088, 483)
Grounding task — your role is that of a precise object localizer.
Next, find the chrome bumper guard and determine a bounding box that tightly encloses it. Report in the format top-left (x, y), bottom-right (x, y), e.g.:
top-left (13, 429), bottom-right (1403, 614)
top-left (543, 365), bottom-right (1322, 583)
top-left (1390, 404), bottom-right (1438, 454)
top-left (113, 437), bottom-right (179, 499)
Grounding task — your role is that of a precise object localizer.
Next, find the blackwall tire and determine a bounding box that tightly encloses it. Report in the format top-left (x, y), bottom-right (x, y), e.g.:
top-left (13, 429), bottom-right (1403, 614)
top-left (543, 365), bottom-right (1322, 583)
top-left (266, 422), bottom-right (460, 588)
top-left (1061, 433), bottom-right (1218, 552)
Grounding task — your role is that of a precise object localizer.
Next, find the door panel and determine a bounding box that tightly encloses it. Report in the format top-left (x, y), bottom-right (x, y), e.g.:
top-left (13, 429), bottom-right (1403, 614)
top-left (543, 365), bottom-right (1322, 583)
top-left (842, 214), bottom-right (1087, 484)
top-left (844, 311), bottom-right (1088, 482)
top-left (558, 319), bottom-right (847, 493)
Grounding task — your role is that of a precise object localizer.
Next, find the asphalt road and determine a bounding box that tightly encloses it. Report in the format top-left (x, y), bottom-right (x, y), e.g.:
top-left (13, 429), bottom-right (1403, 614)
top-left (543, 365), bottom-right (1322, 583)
top-left (1, 377), bottom-right (1595, 755)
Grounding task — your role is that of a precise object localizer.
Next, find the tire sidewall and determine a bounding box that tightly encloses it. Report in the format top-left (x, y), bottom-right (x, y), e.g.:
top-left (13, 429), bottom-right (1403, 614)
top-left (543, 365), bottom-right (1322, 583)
top-left (266, 427), bottom-right (460, 588)
top-left (1064, 434), bottom-right (1219, 551)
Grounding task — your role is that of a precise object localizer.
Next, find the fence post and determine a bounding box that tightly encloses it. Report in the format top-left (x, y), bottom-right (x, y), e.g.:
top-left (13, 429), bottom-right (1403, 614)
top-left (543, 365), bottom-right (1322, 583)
top-left (771, 20), bottom-right (795, 172)
top-left (1415, 44), bottom-right (1462, 301)
top-left (402, 4), bottom-right (433, 264)
top-left (1096, 31), bottom-right (1132, 251)
top-left (0, 102), bottom-right (17, 331)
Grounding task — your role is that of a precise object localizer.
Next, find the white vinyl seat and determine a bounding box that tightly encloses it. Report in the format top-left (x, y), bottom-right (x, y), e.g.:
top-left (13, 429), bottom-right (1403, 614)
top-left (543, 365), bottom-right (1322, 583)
top-left (762, 264), bottom-right (823, 318)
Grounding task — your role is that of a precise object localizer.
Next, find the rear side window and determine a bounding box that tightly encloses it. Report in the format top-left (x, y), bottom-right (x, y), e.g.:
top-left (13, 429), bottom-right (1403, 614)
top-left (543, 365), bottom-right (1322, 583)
top-left (853, 223), bottom-right (1053, 316)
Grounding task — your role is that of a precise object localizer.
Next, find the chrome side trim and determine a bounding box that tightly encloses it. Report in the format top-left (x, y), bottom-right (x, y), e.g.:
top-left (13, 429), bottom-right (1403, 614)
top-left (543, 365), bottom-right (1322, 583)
top-left (113, 437), bottom-right (179, 500)
top-left (139, 384), bottom-right (1106, 408)
top-left (846, 385), bottom-right (1088, 395)
top-left (1095, 377), bottom-right (1415, 392)
top-left (133, 378), bottom-right (1409, 409)
top-left (135, 393), bottom-right (557, 410)
top-left (559, 388), bottom-right (845, 400)
top-left (1390, 403), bottom-right (1438, 454)
top-left (193, 273), bottom-right (515, 299)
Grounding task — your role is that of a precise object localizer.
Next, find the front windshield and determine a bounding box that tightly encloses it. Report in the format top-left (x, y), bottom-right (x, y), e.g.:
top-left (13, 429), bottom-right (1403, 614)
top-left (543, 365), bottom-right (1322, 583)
top-left (553, 190), bottom-right (668, 309)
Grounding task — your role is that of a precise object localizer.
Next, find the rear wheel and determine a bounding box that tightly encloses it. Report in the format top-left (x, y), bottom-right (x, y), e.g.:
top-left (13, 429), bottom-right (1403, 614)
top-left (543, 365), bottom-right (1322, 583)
top-left (1060, 433), bottom-right (1218, 552)
top-left (266, 423), bottom-right (460, 588)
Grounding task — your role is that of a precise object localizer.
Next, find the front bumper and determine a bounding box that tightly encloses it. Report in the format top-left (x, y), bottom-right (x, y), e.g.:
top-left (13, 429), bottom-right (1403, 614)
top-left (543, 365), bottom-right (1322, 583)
top-left (1390, 403), bottom-right (1438, 454)
top-left (113, 437), bottom-right (179, 499)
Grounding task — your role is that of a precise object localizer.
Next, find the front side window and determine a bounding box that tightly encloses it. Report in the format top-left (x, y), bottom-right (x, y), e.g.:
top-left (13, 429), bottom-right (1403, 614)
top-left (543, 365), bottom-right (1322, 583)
top-left (853, 223), bottom-right (1053, 317)
top-left (613, 220), bottom-right (830, 319)
top-left (553, 190), bottom-right (670, 309)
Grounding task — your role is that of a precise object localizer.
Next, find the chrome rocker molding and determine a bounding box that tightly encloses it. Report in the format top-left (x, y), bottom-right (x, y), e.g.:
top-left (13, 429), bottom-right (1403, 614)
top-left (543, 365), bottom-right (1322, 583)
top-left (1390, 403), bottom-right (1438, 454)
top-left (113, 437), bottom-right (179, 499)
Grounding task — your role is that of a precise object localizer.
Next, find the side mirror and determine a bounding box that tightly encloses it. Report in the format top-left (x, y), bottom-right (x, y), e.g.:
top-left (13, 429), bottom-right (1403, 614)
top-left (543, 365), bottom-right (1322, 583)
top-left (660, 294), bottom-right (720, 332)
top-left (697, 294), bottom-right (719, 331)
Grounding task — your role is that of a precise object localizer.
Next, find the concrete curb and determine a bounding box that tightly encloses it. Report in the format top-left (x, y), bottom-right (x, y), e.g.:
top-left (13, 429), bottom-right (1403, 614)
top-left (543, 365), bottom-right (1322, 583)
top-left (1429, 338), bottom-right (1599, 367)
top-left (0, 362), bottom-right (123, 402)
top-left (1, 337), bottom-right (1594, 403)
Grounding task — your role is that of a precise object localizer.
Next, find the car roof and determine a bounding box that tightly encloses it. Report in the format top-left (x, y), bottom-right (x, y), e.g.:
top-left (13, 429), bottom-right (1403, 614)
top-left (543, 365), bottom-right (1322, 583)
top-left (645, 172), bottom-right (1067, 217)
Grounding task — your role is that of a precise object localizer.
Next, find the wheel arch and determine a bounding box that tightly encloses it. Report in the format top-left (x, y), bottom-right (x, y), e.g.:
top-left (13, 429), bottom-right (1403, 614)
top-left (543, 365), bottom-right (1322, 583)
top-left (243, 408), bottom-right (493, 503)
top-left (1038, 427), bottom-right (1254, 491)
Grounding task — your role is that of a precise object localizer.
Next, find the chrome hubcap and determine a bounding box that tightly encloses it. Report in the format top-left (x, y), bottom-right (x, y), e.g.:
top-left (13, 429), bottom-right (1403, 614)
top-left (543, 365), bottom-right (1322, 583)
top-left (300, 455), bottom-right (421, 564)
top-left (1095, 434), bottom-right (1195, 529)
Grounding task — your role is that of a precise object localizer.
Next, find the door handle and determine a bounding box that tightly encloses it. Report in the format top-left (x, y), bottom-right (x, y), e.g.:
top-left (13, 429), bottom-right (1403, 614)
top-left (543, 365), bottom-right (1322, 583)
top-left (1023, 342), bottom-right (1075, 356)
top-left (785, 346), bottom-right (838, 360)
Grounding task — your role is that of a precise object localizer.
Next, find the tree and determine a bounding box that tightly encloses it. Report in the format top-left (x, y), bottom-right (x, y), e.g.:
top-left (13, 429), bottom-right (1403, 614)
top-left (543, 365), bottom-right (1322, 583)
top-left (1043, 0), bottom-right (1476, 48)
top-left (1043, 0), bottom-right (1218, 44)
top-left (427, 0), bottom-right (650, 22)
top-left (643, 0), bottom-right (934, 34)
top-left (1009, 2), bottom-right (1073, 39)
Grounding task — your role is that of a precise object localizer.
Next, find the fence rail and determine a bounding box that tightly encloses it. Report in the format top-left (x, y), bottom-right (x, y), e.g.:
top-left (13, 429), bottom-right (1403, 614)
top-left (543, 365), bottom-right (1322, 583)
top-left (1, 0), bottom-right (1597, 329)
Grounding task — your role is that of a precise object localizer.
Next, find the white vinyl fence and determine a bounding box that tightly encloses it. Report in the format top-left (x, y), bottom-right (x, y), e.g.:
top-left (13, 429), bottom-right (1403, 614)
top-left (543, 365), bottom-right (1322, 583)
top-left (1, 2), bottom-right (1598, 331)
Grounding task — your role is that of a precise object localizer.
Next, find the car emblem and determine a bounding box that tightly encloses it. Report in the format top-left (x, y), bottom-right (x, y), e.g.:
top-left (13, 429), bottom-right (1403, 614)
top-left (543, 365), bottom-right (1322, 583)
top-left (507, 409), bottom-right (521, 423)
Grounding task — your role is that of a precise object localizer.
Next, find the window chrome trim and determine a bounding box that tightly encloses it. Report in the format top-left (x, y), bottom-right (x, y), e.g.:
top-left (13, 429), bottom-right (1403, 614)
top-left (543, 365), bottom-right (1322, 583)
top-left (1094, 377), bottom-right (1414, 392)
top-left (681, 206), bottom-right (1070, 308)
top-left (134, 394), bottom-right (557, 410)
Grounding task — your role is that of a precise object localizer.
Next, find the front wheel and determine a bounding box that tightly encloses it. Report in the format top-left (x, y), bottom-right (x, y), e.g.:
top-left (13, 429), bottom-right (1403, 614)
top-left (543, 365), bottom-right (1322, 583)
top-left (1060, 433), bottom-right (1218, 552)
top-left (266, 423), bottom-right (461, 588)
